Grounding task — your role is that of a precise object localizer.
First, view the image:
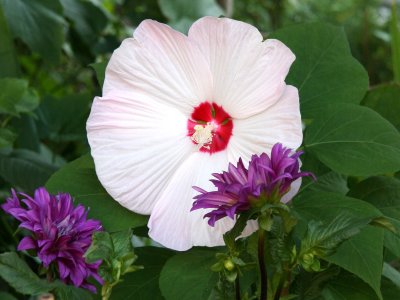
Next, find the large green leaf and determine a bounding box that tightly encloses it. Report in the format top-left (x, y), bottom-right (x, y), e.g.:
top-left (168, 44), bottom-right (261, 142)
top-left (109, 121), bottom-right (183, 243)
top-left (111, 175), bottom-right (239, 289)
top-left (0, 6), bottom-right (18, 77)
top-left (36, 94), bottom-right (91, 142)
top-left (321, 273), bottom-right (378, 300)
top-left (0, 0), bottom-right (65, 64)
top-left (362, 83), bottom-right (400, 131)
top-left (111, 247), bottom-right (175, 300)
top-left (325, 227), bottom-right (384, 300)
top-left (300, 171), bottom-right (348, 195)
top-left (159, 248), bottom-right (218, 300)
top-left (293, 191), bottom-right (384, 299)
top-left (348, 176), bottom-right (400, 257)
top-left (46, 154), bottom-right (148, 231)
top-left (0, 78), bottom-right (26, 116)
top-left (60, 0), bottom-right (107, 46)
top-left (271, 22), bottom-right (368, 118)
top-left (382, 277), bottom-right (400, 300)
top-left (0, 128), bottom-right (16, 149)
top-left (0, 149), bottom-right (59, 191)
top-left (0, 292), bottom-right (17, 300)
top-left (158, 0), bottom-right (224, 33)
top-left (53, 284), bottom-right (92, 300)
top-left (348, 176), bottom-right (400, 222)
top-left (0, 252), bottom-right (54, 295)
top-left (0, 78), bottom-right (39, 116)
top-left (304, 104), bottom-right (400, 176)
top-left (293, 191), bottom-right (383, 225)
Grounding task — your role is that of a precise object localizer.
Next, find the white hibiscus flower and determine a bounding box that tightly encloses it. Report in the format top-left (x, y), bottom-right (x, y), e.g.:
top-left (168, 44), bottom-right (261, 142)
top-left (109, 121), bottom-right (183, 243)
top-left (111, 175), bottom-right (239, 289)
top-left (87, 17), bottom-right (302, 251)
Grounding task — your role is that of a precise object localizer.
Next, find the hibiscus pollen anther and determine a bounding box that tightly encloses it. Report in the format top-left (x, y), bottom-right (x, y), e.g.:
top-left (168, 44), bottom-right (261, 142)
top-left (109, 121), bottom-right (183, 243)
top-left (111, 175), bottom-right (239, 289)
top-left (187, 102), bottom-right (233, 154)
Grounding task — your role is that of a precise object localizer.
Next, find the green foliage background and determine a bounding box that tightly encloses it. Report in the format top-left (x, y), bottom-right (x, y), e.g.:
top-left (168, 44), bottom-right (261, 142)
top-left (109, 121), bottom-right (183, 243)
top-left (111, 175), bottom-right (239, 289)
top-left (1, 0), bottom-right (400, 299)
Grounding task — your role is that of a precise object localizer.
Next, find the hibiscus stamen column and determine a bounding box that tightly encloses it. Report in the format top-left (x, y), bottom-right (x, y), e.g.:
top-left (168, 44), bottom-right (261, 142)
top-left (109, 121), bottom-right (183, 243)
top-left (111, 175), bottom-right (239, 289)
top-left (187, 102), bottom-right (233, 153)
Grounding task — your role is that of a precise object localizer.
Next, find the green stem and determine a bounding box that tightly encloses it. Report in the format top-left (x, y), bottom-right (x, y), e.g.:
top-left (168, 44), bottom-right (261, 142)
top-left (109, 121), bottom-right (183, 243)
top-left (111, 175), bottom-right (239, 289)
top-left (273, 273), bottom-right (285, 300)
top-left (235, 275), bottom-right (241, 300)
top-left (258, 229), bottom-right (267, 300)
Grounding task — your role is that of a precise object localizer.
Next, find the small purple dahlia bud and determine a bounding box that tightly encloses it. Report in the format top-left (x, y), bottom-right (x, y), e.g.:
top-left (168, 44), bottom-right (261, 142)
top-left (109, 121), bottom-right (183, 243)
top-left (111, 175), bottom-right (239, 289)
top-left (1, 187), bottom-right (103, 292)
top-left (191, 143), bottom-right (314, 226)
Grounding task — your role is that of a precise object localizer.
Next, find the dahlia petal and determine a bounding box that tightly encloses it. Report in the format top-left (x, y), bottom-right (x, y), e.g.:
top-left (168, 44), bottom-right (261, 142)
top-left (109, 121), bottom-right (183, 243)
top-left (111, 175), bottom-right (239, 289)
top-left (17, 236), bottom-right (36, 251)
top-left (228, 86), bottom-right (302, 164)
top-left (188, 17), bottom-right (295, 118)
top-left (87, 92), bottom-right (194, 214)
top-left (148, 152), bottom-right (257, 251)
top-left (104, 20), bottom-right (213, 115)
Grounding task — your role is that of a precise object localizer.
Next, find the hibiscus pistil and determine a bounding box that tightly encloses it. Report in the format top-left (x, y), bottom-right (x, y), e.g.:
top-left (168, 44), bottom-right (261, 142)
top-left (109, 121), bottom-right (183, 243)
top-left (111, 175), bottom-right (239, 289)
top-left (187, 101), bottom-right (233, 153)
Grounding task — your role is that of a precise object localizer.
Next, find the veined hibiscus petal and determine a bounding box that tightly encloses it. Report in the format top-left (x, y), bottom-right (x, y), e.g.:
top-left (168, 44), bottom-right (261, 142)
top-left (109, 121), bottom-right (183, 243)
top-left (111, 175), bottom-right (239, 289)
top-left (104, 20), bottom-right (213, 116)
top-left (228, 86), bottom-right (302, 164)
top-left (148, 151), bottom-right (257, 251)
top-left (87, 92), bottom-right (195, 214)
top-left (281, 177), bottom-right (302, 203)
top-left (188, 16), bottom-right (295, 119)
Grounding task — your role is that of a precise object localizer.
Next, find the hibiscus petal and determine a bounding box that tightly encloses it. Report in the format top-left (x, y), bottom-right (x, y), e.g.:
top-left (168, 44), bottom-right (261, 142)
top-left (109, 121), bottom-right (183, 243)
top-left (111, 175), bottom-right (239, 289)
top-left (104, 20), bottom-right (213, 116)
top-left (188, 16), bottom-right (295, 119)
top-left (87, 92), bottom-right (195, 214)
top-left (228, 85), bottom-right (302, 164)
top-left (148, 151), bottom-right (257, 251)
top-left (281, 177), bottom-right (302, 203)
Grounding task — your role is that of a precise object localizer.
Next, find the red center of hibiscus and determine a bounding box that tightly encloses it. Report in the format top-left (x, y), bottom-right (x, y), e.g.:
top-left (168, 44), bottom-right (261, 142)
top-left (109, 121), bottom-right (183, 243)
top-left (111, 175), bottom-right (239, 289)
top-left (187, 102), bottom-right (233, 154)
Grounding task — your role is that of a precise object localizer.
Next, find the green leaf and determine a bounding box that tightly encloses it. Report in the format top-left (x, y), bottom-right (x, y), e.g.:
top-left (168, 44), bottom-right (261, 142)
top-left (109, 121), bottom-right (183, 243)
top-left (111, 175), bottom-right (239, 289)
top-left (112, 229), bottom-right (133, 257)
top-left (0, 6), bottom-right (18, 77)
top-left (304, 104), bottom-right (400, 176)
top-left (85, 231), bottom-right (114, 264)
top-left (381, 276), bottom-right (400, 300)
top-left (0, 0), bottom-right (65, 64)
top-left (302, 171), bottom-right (348, 195)
top-left (90, 61), bottom-right (107, 87)
top-left (293, 191), bottom-right (383, 226)
top-left (325, 227), bottom-right (384, 300)
top-left (300, 212), bottom-right (374, 258)
top-left (0, 128), bottom-right (16, 148)
top-left (0, 292), bottom-right (18, 300)
top-left (271, 22), bottom-right (369, 118)
top-left (382, 262), bottom-right (400, 290)
top-left (347, 176), bottom-right (400, 256)
top-left (293, 191), bottom-right (384, 299)
top-left (348, 176), bottom-right (400, 225)
top-left (111, 247), bottom-right (175, 300)
top-left (391, 1), bottom-right (400, 82)
top-left (46, 154), bottom-right (148, 231)
top-left (60, 0), bottom-right (107, 46)
top-left (0, 252), bottom-right (55, 295)
top-left (36, 94), bottom-right (91, 142)
top-left (0, 149), bottom-right (59, 191)
top-left (11, 115), bottom-right (40, 151)
top-left (159, 248), bottom-right (218, 300)
top-left (14, 88), bottom-right (39, 115)
top-left (158, 0), bottom-right (224, 33)
top-left (53, 283), bottom-right (92, 300)
top-left (321, 273), bottom-right (378, 300)
top-left (0, 78), bottom-right (26, 116)
top-left (362, 83), bottom-right (400, 131)
top-left (0, 78), bottom-right (39, 117)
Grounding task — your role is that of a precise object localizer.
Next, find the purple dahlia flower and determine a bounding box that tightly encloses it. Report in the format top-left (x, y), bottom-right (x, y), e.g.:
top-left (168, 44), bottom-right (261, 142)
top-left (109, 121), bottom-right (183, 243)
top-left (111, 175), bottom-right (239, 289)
top-left (1, 187), bottom-right (103, 292)
top-left (191, 143), bottom-right (314, 226)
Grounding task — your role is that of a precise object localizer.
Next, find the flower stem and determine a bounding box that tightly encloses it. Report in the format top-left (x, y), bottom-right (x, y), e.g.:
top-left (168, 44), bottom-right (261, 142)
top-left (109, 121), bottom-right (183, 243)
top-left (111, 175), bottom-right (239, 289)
top-left (235, 275), bottom-right (241, 300)
top-left (273, 275), bottom-right (285, 300)
top-left (258, 229), bottom-right (267, 300)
